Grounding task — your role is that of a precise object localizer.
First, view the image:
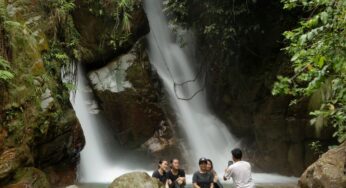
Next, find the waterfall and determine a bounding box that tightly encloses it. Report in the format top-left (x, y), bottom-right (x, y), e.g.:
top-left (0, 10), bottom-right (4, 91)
top-left (68, 0), bottom-right (298, 185)
top-left (144, 0), bottom-right (237, 173)
top-left (71, 65), bottom-right (152, 183)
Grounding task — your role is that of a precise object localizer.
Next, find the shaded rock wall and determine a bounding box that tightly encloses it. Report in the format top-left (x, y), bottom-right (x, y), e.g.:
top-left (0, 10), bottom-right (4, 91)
top-left (180, 0), bottom-right (337, 176)
top-left (0, 0), bottom-right (87, 186)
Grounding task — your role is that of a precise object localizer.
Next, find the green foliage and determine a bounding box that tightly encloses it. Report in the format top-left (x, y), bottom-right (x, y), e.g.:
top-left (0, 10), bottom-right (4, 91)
top-left (309, 141), bottom-right (323, 156)
top-left (163, 0), bottom-right (254, 52)
top-left (273, 0), bottom-right (346, 143)
top-left (83, 0), bottom-right (136, 50)
top-left (0, 56), bottom-right (14, 81)
top-left (40, 0), bottom-right (75, 23)
top-left (163, 0), bottom-right (189, 28)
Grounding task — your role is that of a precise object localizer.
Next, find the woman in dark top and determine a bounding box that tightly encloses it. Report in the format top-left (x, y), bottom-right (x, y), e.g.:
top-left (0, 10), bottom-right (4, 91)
top-left (152, 159), bottom-right (170, 187)
top-left (167, 158), bottom-right (186, 188)
top-left (206, 159), bottom-right (223, 188)
top-left (192, 157), bottom-right (214, 188)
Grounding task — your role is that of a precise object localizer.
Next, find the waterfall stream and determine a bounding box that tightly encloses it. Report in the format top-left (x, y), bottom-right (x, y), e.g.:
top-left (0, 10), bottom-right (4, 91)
top-left (144, 0), bottom-right (237, 173)
top-left (71, 0), bottom-right (298, 185)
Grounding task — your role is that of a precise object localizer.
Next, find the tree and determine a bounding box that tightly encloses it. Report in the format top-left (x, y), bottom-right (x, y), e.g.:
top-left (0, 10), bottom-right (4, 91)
top-left (273, 0), bottom-right (346, 143)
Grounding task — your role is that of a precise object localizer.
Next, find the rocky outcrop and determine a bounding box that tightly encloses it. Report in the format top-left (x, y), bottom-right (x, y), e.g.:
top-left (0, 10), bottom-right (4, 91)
top-left (109, 172), bottom-right (165, 188)
top-left (298, 142), bottom-right (346, 188)
top-left (88, 39), bottom-right (167, 148)
top-left (73, 0), bottom-right (149, 69)
top-left (0, 0), bottom-right (85, 187)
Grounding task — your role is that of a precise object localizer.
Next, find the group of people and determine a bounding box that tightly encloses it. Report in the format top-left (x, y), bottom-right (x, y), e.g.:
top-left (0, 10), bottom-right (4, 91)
top-left (152, 148), bottom-right (255, 188)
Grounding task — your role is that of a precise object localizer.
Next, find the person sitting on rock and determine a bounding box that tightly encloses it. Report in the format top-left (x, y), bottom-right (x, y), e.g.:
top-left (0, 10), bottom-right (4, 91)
top-left (206, 159), bottom-right (223, 188)
top-left (192, 157), bottom-right (214, 188)
top-left (223, 148), bottom-right (255, 188)
top-left (152, 159), bottom-right (171, 188)
top-left (167, 158), bottom-right (186, 188)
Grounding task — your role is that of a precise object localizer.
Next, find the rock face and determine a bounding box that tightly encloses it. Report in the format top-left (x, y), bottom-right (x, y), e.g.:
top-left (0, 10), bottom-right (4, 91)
top-left (73, 0), bottom-right (149, 69)
top-left (109, 172), bottom-right (164, 188)
top-left (0, 0), bottom-right (85, 187)
top-left (182, 0), bottom-right (337, 176)
top-left (88, 40), bottom-right (167, 148)
top-left (298, 142), bottom-right (346, 188)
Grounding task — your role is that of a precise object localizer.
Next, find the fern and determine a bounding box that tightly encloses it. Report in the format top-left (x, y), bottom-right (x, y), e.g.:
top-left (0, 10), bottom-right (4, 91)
top-left (0, 56), bottom-right (14, 81)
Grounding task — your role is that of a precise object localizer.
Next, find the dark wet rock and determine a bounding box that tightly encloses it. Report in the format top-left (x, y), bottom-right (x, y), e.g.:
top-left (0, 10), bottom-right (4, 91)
top-left (73, 0), bottom-right (149, 69)
top-left (298, 142), bottom-right (346, 188)
top-left (186, 0), bottom-right (338, 176)
top-left (109, 172), bottom-right (165, 188)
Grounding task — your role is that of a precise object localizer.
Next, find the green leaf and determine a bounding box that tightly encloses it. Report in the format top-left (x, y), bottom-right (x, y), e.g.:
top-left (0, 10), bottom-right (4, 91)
top-left (320, 11), bottom-right (328, 24)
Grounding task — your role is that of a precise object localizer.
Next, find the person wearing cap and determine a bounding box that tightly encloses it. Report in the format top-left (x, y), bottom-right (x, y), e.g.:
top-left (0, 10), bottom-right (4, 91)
top-left (223, 148), bottom-right (255, 188)
top-left (192, 157), bottom-right (214, 188)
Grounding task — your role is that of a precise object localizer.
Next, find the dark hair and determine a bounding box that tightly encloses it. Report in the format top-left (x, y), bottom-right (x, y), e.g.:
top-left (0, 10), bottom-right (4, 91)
top-left (158, 159), bottom-right (168, 169)
top-left (170, 158), bottom-right (179, 164)
top-left (231, 148), bottom-right (242, 159)
top-left (206, 159), bottom-right (213, 169)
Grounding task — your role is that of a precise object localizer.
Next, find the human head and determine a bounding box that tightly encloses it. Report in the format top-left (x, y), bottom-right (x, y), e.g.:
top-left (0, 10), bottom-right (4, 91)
top-left (198, 157), bottom-right (208, 171)
top-left (206, 159), bottom-right (213, 171)
top-left (170, 158), bottom-right (180, 170)
top-left (158, 160), bottom-right (169, 171)
top-left (231, 148), bottom-right (242, 161)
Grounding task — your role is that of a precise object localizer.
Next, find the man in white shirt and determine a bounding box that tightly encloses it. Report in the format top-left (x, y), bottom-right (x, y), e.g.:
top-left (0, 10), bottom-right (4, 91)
top-left (223, 148), bottom-right (255, 188)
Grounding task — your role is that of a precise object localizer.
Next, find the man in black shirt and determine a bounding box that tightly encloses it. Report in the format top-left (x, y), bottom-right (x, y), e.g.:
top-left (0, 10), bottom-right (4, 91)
top-left (167, 158), bottom-right (186, 188)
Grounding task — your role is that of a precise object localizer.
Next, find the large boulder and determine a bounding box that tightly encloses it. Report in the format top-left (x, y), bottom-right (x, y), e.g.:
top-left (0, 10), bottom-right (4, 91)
top-left (88, 40), bottom-right (166, 148)
top-left (298, 142), bottom-right (346, 188)
top-left (109, 172), bottom-right (164, 188)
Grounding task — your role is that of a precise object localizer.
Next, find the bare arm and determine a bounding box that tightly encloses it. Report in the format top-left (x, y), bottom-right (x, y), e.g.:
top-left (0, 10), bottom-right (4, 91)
top-left (177, 177), bottom-right (186, 185)
top-left (210, 182), bottom-right (214, 188)
top-left (193, 183), bottom-right (201, 188)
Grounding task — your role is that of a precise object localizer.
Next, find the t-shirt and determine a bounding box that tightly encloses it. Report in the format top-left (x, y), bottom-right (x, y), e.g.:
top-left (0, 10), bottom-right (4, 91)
top-left (224, 161), bottom-right (255, 188)
top-left (152, 170), bottom-right (168, 184)
top-left (167, 169), bottom-right (186, 182)
top-left (192, 171), bottom-right (214, 188)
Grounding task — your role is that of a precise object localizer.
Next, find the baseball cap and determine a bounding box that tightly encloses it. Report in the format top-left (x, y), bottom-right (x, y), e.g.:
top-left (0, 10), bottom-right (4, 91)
top-left (199, 157), bottom-right (208, 165)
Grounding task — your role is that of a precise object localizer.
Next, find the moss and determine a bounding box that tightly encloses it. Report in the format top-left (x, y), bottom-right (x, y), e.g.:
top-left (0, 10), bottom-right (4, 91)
top-left (8, 167), bottom-right (50, 188)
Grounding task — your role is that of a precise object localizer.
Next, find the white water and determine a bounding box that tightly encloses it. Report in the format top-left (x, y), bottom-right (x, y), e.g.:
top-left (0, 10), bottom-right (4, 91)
top-left (70, 0), bottom-right (298, 185)
top-left (144, 0), bottom-right (237, 173)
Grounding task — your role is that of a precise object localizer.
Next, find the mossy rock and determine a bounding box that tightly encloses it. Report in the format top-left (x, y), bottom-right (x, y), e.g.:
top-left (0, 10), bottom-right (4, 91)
top-left (0, 145), bottom-right (33, 180)
top-left (73, 0), bottom-right (149, 69)
top-left (4, 167), bottom-right (50, 188)
top-left (109, 172), bottom-right (164, 188)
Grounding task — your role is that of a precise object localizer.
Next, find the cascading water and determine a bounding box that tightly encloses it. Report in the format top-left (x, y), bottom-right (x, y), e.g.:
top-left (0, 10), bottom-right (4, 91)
top-left (144, 0), bottom-right (237, 173)
top-left (69, 0), bottom-right (298, 185)
top-left (143, 0), bottom-right (298, 184)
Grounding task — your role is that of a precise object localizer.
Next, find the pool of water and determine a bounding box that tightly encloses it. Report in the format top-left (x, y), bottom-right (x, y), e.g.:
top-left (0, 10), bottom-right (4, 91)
top-left (76, 183), bottom-right (297, 188)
